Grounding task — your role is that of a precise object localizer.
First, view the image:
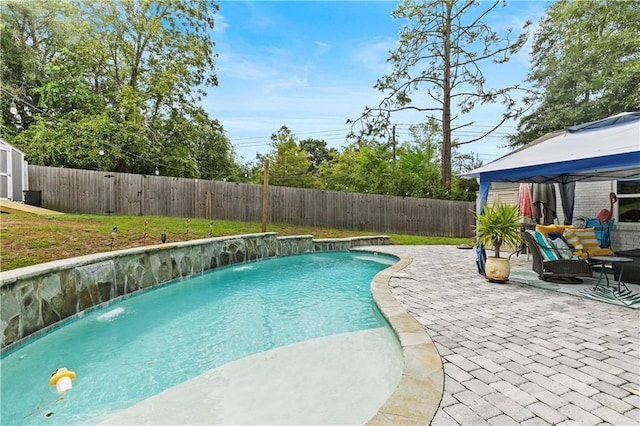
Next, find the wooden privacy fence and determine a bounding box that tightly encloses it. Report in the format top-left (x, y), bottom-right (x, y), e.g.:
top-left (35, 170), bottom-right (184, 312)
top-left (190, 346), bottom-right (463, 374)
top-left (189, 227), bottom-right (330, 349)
top-left (28, 165), bottom-right (475, 237)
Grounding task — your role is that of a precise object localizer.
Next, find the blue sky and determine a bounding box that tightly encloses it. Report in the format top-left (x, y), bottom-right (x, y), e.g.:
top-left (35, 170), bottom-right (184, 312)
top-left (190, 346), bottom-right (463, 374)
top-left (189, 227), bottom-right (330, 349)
top-left (202, 0), bottom-right (549, 164)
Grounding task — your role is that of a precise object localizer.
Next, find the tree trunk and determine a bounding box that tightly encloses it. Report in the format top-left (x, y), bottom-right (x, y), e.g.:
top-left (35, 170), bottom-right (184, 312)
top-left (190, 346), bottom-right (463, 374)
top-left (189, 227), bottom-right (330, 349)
top-left (441, 1), bottom-right (453, 192)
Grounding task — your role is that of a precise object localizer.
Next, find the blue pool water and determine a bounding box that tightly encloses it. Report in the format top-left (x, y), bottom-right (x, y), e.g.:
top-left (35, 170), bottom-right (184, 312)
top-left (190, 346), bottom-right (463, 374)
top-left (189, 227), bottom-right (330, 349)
top-left (1, 251), bottom-right (397, 424)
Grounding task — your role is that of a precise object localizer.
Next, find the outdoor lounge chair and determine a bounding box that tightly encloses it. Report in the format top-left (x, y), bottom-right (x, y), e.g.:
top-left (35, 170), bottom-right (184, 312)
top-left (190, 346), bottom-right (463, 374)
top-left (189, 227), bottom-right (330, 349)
top-left (523, 231), bottom-right (593, 283)
top-left (534, 224), bottom-right (614, 258)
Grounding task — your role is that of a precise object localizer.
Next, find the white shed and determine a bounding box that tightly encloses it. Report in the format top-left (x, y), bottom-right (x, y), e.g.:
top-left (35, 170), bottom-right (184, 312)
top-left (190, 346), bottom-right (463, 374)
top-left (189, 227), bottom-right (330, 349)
top-left (0, 139), bottom-right (28, 202)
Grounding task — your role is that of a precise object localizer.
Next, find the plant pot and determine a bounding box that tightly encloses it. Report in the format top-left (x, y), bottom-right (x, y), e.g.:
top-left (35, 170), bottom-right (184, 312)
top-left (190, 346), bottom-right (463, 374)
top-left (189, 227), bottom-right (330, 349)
top-left (485, 256), bottom-right (510, 282)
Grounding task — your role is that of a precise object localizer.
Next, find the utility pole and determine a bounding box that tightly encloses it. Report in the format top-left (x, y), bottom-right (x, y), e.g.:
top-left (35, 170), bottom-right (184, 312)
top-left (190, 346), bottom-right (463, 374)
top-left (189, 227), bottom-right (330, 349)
top-left (392, 124), bottom-right (396, 162)
top-left (261, 160), bottom-right (269, 232)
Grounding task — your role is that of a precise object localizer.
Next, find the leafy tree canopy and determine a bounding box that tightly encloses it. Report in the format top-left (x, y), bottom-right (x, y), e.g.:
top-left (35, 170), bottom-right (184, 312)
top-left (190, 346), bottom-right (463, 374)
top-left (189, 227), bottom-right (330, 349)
top-left (509, 0), bottom-right (640, 147)
top-left (257, 126), bottom-right (318, 189)
top-left (1, 0), bottom-right (233, 178)
top-left (299, 138), bottom-right (334, 173)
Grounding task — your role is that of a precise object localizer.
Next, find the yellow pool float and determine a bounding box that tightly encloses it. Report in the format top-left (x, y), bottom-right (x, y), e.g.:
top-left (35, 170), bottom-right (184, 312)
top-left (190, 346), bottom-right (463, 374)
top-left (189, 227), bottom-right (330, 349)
top-left (49, 367), bottom-right (76, 393)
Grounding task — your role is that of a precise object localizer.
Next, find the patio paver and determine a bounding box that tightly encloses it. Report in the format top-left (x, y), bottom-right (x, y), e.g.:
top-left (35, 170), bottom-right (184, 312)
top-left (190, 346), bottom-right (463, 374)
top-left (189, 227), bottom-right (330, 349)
top-left (365, 245), bottom-right (640, 426)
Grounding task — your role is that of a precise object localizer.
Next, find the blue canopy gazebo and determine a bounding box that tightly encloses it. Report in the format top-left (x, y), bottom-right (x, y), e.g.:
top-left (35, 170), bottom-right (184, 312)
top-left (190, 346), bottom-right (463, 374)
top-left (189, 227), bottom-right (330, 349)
top-left (461, 112), bottom-right (640, 275)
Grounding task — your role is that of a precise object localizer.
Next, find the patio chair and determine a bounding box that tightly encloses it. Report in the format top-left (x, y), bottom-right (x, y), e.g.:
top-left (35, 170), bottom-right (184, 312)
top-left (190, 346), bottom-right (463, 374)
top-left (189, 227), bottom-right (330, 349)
top-left (534, 224), bottom-right (614, 259)
top-left (523, 231), bottom-right (593, 283)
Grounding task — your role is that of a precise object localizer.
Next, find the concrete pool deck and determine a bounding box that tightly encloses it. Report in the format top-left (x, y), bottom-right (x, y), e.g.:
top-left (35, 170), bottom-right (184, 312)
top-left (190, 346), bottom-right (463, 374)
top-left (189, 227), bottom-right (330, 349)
top-left (364, 245), bottom-right (639, 425)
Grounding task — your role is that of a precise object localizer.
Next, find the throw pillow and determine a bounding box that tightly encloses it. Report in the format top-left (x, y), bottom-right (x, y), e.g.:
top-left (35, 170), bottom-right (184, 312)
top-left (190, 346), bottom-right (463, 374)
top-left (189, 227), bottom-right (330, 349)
top-left (535, 224), bottom-right (562, 237)
top-left (547, 231), bottom-right (571, 245)
top-left (532, 231), bottom-right (558, 261)
top-left (550, 238), bottom-right (575, 260)
top-left (563, 228), bottom-right (584, 251)
top-left (572, 227), bottom-right (600, 251)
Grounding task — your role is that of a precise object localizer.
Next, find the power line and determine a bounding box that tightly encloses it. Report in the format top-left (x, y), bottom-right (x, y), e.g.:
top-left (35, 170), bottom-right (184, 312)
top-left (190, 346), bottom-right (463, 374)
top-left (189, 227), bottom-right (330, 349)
top-left (231, 128), bottom-right (515, 151)
top-left (229, 121), bottom-right (517, 144)
top-left (0, 84), bottom-right (190, 175)
top-left (392, 122), bottom-right (517, 129)
top-left (232, 128), bottom-right (353, 144)
top-left (3, 84), bottom-right (516, 170)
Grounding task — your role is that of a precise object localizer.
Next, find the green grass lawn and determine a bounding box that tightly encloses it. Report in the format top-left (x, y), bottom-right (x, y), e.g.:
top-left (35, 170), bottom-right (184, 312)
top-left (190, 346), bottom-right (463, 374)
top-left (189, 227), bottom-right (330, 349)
top-left (0, 213), bottom-right (473, 271)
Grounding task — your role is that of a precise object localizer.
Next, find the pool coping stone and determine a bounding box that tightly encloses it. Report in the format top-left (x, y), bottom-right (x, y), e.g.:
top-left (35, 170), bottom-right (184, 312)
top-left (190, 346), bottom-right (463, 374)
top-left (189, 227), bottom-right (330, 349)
top-left (358, 249), bottom-right (444, 425)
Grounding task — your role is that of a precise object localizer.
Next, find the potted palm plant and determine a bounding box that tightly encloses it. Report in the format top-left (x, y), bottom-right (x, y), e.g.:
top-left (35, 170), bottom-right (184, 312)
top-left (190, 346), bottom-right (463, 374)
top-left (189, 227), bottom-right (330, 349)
top-left (474, 203), bottom-right (523, 282)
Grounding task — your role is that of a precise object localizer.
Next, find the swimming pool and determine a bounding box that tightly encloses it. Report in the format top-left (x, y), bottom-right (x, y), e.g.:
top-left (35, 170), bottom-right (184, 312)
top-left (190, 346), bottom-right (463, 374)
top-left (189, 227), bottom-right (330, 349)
top-left (1, 251), bottom-right (402, 424)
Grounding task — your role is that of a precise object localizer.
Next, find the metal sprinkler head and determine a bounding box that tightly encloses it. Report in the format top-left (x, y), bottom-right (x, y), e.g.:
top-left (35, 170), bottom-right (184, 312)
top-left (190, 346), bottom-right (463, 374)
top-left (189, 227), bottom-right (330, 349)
top-left (106, 226), bottom-right (119, 250)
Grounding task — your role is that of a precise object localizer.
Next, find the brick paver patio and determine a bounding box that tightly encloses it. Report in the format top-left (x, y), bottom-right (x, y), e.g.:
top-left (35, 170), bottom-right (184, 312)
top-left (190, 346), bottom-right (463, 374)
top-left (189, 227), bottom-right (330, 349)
top-left (369, 245), bottom-right (639, 425)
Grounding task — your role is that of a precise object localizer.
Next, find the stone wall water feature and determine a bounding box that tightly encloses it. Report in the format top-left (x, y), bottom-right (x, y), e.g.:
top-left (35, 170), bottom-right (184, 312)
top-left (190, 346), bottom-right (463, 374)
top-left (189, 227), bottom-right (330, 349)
top-left (0, 233), bottom-right (390, 350)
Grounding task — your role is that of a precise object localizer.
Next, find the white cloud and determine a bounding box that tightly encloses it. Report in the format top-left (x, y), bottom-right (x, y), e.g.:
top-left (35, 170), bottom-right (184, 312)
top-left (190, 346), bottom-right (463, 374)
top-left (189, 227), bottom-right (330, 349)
top-left (216, 52), bottom-right (269, 81)
top-left (314, 41), bottom-right (332, 56)
top-left (241, 0), bottom-right (279, 30)
top-left (351, 37), bottom-right (396, 75)
top-left (264, 75), bottom-right (310, 96)
top-left (486, 1), bottom-right (547, 69)
top-left (213, 13), bottom-right (229, 34)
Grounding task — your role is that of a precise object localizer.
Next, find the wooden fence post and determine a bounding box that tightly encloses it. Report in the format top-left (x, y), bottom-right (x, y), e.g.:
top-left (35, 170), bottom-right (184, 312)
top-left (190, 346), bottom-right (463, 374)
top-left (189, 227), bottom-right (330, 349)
top-left (206, 189), bottom-right (212, 220)
top-left (261, 160), bottom-right (269, 232)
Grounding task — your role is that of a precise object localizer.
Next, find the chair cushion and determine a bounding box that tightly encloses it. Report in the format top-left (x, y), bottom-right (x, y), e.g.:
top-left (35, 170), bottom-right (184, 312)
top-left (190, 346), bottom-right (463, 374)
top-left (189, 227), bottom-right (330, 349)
top-left (532, 231), bottom-right (559, 261)
top-left (535, 224), bottom-right (572, 237)
top-left (572, 248), bottom-right (614, 259)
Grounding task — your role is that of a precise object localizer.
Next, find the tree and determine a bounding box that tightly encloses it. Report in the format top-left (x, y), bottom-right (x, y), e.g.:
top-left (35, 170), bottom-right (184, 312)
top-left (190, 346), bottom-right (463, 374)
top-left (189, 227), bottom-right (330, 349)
top-left (393, 141), bottom-right (441, 197)
top-left (153, 107), bottom-right (241, 180)
top-left (351, 0), bottom-right (530, 192)
top-left (79, 0), bottom-right (218, 116)
top-left (394, 122), bottom-right (479, 200)
top-left (390, 122), bottom-right (441, 197)
top-left (299, 139), bottom-right (334, 173)
top-left (316, 144), bottom-right (359, 192)
top-left (509, 0), bottom-right (640, 147)
top-left (0, 0), bottom-right (79, 134)
top-left (314, 120), bottom-right (478, 200)
top-left (258, 126), bottom-right (318, 188)
top-left (2, 0), bottom-right (235, 179)
top-left (351, 144), bottom-right (395, 194)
